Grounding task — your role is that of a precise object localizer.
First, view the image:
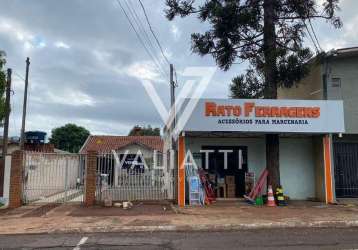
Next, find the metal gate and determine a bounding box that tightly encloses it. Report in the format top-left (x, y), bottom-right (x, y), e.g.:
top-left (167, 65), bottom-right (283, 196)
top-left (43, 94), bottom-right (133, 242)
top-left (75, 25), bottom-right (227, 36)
top-left (334, 142), bottom-right (358, 198)
top-left (95, 153), bottom-right (173, 202)
top-left (23, 152), bottom-right (86, 204)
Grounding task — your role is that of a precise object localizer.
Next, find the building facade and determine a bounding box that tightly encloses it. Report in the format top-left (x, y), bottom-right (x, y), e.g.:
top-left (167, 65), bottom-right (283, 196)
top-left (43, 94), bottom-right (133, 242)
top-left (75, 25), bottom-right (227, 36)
top-left (278, 47), bottom-right (358, 198)
top-left (167, 98), bottom-right (344, 207)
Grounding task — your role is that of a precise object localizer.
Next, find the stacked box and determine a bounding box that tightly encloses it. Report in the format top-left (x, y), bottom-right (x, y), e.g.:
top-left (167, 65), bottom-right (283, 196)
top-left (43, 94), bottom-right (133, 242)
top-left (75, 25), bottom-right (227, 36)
top-left (225, 175), bottom-right (236, 198)
top-left (226, 184), bottom-right (236, 198)
top-left (225, 176), bottom-right (235, 185)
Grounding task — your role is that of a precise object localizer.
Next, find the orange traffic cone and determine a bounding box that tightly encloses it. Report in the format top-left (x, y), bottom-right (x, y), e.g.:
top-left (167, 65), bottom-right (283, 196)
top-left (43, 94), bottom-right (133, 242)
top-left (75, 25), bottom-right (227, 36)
top-left (267, 185), bottom-right (276, 207)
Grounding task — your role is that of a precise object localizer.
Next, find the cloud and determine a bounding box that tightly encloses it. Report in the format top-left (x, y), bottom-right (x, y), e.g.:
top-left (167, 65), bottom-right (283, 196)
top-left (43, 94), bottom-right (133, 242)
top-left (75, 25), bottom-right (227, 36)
top-left (54, 41), bottom-right (70, 49)
top-left (170, 24), bottom-right (181, 41)
top-left (124, 61), bottom-right (165, 82)
top-left (43, 90), bottom-right (95, 107)
top-left (0, 17), bottom-right (46, 51)
top-left (312, 0), bottom-right (358, 50)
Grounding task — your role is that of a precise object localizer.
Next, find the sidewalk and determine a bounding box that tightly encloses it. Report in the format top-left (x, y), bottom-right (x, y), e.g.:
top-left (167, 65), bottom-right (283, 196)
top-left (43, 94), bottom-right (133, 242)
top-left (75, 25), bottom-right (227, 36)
top-left (1, 200), bottom-right (358, 234)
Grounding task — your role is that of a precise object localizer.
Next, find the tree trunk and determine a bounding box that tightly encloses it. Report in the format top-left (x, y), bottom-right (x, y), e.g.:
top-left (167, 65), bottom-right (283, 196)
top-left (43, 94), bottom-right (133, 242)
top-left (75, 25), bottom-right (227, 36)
top-left (266, 134), bottom-right (280, 191)
top-left (263, 0), bottom-right (280, 190)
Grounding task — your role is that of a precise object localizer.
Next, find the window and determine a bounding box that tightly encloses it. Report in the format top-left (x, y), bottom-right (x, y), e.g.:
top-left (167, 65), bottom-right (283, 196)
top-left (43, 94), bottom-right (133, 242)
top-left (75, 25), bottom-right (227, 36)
top-left (331, 78), bottom-right (341, 88)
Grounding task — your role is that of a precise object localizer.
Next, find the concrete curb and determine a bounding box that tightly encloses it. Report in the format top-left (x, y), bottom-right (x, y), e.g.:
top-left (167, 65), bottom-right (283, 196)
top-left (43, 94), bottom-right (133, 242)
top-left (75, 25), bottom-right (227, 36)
top-left (44, 220), bottom-right (358, 234)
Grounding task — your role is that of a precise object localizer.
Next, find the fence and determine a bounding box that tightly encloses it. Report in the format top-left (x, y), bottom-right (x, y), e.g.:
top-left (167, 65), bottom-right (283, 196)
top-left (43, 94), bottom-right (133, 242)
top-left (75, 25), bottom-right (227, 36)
top-left (95, 152), bottom-right (173, 202)
top-left (22, 152), bottom-right (86, 204)
top-left (8, 150), bottom-right (174, 207)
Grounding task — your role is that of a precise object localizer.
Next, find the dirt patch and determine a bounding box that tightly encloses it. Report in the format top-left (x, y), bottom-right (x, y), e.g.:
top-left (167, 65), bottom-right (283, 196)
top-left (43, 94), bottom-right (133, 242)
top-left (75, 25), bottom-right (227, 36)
top-left (126, 219), bottom-right (171, 226)
top-left (0, 208), bottom-right (11, 215)
top-left (0, 205), bottom-right (43, 217)
top-left (69, 202), bottom-right (174, 217)
top-left (21, 204), bottom-right (60, 217)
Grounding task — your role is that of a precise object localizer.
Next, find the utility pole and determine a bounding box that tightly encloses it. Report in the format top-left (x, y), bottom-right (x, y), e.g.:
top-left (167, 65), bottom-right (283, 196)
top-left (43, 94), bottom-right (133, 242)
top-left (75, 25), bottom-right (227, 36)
top-left (0, 68), bottom-right (12, 196)
top-left (2, 68), bottom-right (12, 158)
top-left (20, 57), bottom-right (30, 150)
top-left (170, 64), bottom-right (175, 122)
top-left (169, 63), bottom-right (178, 202)
top-left (169, 64), bottom-right (176, 149)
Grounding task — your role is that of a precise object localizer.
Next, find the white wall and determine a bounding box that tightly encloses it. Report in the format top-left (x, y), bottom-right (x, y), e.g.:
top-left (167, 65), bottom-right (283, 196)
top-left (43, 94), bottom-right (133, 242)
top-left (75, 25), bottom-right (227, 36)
top-left (280, 138), bottom-right (315, 199)
top-left (0, 155), bottom-right (11, 207)
top-left (185, 136), bottom-right (316, 200)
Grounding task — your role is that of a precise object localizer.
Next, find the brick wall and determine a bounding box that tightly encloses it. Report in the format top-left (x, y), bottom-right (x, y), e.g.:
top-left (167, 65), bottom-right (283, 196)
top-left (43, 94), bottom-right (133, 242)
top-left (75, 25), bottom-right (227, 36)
top-left (84, 150), bottom-right (97, 206)
top-left (8, 150), bottom-right (23, 208)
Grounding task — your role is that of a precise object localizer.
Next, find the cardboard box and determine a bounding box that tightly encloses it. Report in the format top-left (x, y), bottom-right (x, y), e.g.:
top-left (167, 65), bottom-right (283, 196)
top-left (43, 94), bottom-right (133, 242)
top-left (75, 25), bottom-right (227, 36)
top-left (226, 184), bottom-right (236, 198)
top-left (225, 175), bottom-right (235, 185)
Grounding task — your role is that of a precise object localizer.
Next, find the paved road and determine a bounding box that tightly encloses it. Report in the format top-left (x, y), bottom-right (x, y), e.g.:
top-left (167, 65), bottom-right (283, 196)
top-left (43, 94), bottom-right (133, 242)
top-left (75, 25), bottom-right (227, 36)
top-left (1, 228), bottom-right (358, 249)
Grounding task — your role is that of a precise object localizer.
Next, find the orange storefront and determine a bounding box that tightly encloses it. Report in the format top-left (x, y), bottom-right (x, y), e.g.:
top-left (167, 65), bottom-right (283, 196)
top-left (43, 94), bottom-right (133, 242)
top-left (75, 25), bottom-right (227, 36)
top-left (172, 98), bottom-right (344, 207)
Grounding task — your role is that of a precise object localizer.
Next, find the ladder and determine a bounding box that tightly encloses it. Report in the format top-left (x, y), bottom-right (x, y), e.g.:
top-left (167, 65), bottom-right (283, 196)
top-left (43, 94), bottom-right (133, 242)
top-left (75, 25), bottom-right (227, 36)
top-left (244, 169), bottom-right (268, 203)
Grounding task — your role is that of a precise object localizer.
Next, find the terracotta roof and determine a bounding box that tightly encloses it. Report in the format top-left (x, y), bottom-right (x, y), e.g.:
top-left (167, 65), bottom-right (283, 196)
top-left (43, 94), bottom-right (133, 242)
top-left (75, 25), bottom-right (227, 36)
top-left (79, 135), bottom-right (163, 153)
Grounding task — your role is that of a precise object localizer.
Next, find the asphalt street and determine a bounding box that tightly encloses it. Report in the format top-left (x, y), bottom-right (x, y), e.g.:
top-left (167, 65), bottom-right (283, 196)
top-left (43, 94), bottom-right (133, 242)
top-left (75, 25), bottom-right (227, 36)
top-left (1, 227), bottom-right (358, 249)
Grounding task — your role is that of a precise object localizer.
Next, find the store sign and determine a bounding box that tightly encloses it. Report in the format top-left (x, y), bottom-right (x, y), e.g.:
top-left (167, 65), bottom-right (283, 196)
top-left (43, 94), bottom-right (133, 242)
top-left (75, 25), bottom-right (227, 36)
top-left (183, 99), bottom-right (345, 133)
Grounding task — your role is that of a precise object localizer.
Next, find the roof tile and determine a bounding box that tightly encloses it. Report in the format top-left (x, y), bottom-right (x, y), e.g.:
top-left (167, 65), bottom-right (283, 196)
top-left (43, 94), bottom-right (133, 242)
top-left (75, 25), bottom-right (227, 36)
top-left (80, 135), bottom-right (163, 153)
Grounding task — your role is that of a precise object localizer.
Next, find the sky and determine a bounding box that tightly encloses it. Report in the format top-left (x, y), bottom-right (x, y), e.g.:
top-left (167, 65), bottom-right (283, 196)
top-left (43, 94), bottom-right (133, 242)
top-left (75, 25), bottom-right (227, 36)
top-left (0, 0), bottom-right (357, 137)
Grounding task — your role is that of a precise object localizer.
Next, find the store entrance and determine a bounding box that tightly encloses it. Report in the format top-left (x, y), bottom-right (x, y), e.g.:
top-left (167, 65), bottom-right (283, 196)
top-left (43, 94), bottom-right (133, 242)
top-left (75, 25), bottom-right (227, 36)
top-left (201, 146), bottom-right (248, 198)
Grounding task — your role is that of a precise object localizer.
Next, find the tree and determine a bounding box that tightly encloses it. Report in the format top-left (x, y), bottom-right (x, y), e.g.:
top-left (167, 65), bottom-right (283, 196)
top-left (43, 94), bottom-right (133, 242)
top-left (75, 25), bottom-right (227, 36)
top-left (230, 68), bottom-right (264, 98)
top-left (49, 124), bottom-right (90, 153)
top-left (0, 51), bottom-right (7, 125)
top-left (128, 125), bottom-right (161, 136)
top-left (165, 0), bottom-right (341, 190)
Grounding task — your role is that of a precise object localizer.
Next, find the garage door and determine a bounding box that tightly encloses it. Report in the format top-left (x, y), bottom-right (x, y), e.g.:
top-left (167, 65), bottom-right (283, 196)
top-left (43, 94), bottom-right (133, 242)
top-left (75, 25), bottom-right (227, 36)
top-left (334, 142), bottom-right (358, 198)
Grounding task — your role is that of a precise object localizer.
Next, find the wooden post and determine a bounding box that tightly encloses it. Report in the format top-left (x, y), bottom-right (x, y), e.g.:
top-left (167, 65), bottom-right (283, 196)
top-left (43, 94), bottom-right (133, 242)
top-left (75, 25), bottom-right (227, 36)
top-left (20, 57), bottom-right (30, 150)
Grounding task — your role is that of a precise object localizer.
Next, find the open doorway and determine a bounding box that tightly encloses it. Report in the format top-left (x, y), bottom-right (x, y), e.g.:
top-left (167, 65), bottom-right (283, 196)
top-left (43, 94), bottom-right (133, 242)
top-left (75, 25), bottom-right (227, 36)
top-left (201, 146), bottom-right (248, 198)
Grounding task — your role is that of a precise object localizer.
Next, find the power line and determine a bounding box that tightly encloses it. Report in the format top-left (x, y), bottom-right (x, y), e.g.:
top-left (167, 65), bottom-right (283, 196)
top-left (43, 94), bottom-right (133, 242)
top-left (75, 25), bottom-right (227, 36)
top-left (304, 21), bottom-right (320, 54)
top-left (13, 71), bottom-right (25, 81)
top-left (115, 0), bottom-right (169, 79)
top-left (138, 0), bottom-right (171, 66)
top-left (124, 0), bottom-right (169, 77)
top-left (308, 19), bottom-right (322, 52)
top-left (125, 1), bottom-right (157, 56)
top-left (115, 0), bottom-right (167, 79)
